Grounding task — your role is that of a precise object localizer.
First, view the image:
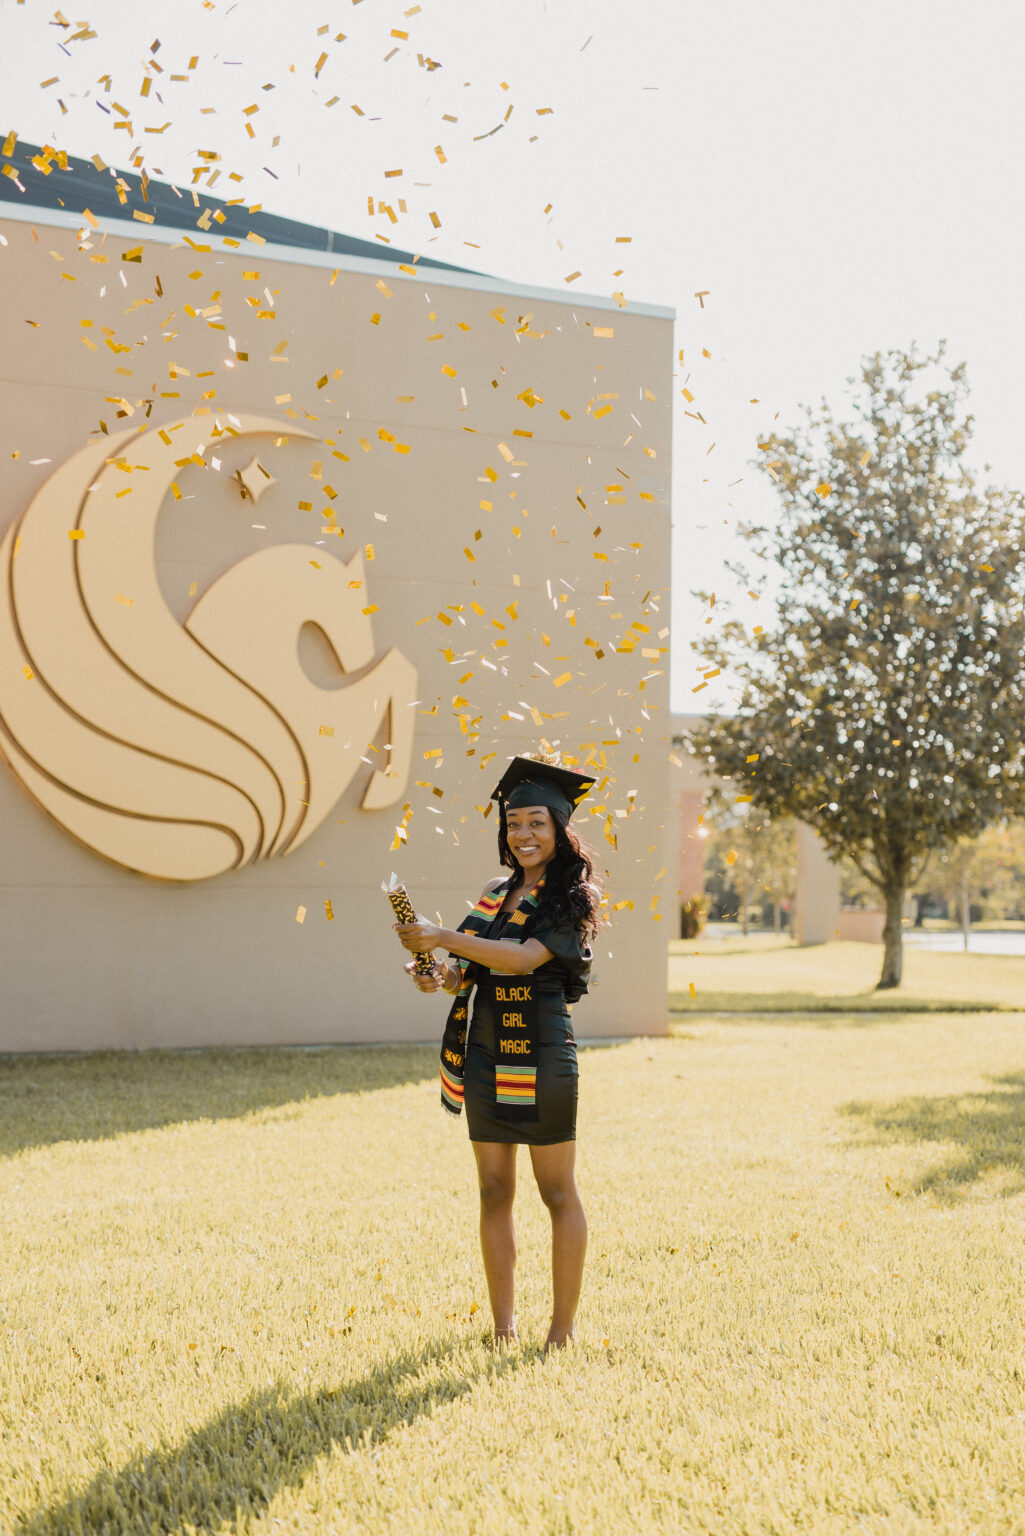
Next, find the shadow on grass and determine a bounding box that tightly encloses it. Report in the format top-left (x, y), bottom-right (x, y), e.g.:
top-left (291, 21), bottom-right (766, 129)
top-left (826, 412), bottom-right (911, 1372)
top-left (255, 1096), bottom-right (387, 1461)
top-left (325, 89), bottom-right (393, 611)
top-left (13, 1336), bottom-right (520, 1536)
top-left (669, 991), bottom-right (1014, 1015)
top-left (839, 1070), bottom-right (1025, 1199)
top-left (0, 1046), bottom-right (437, 1159)
top-left (668, 1010), bottom-right (1014, 1035)
top-left (670, 1011), bottom-right (905, 1034)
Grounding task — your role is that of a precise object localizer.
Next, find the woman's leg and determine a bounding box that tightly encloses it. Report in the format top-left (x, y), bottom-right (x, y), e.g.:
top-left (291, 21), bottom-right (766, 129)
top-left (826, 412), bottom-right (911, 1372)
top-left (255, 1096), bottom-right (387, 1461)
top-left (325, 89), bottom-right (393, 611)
top-left (471, 1140), bottom-right (519, 1343)
top-left (529, 1141), bottom-right (587, 1350)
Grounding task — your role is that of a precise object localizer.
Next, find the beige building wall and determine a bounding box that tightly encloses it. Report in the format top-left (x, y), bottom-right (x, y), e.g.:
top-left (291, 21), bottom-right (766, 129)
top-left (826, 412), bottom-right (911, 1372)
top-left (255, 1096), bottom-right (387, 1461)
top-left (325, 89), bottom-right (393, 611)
top-left (0, 206), bottom-right (675, 1052)
top-left (794, 821), bottom-right (842, 944)
top-left (669, 713), bottom-right (715, 927)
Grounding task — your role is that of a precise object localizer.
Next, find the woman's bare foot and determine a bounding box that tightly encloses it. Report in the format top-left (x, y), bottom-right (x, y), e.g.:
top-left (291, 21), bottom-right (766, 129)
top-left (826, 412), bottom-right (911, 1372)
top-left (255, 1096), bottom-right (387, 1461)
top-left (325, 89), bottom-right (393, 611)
top-left (543, 1327), bottom-right (575, 1354)
top-left (489, 1324), bottom-right (518, 1351)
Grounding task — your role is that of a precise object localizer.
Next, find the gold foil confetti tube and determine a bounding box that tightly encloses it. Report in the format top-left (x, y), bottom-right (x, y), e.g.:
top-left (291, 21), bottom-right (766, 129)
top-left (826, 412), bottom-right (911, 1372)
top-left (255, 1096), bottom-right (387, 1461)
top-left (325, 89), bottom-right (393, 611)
top-left (384, 874), bottom-right (437, 974)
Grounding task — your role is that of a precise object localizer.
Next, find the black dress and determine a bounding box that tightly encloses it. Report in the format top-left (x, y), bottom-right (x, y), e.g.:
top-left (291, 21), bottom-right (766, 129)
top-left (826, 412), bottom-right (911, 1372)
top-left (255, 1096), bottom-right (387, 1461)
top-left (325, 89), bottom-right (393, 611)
top-left (463, 904), bottom-right (591, 1146)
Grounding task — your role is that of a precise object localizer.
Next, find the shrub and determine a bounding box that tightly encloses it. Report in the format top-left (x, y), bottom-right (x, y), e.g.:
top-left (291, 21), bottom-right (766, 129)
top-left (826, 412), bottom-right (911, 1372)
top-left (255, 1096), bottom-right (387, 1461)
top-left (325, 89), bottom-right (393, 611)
top-left (680, 896), bottom-right (706, 940)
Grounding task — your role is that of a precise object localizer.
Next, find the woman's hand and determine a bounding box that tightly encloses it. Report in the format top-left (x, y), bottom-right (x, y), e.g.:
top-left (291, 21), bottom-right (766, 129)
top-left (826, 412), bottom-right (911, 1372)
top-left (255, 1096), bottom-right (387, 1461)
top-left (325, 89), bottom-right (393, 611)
top-left (405, 959), bottom-right (448, 993)
top-left (394, 919), bottom-right (443, 954)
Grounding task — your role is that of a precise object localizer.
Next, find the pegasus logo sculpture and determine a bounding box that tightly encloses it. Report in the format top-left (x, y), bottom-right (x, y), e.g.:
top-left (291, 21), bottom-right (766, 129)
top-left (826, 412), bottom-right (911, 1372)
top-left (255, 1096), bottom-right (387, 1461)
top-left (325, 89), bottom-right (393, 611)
top-left (0, 416), bottom-right (417, 881)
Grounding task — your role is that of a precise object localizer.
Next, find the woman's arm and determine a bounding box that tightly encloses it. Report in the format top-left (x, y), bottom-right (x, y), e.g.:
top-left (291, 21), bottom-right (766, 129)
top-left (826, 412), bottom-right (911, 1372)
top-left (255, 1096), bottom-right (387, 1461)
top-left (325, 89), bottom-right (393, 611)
top-left (396, 921), bottom-right (553, 976)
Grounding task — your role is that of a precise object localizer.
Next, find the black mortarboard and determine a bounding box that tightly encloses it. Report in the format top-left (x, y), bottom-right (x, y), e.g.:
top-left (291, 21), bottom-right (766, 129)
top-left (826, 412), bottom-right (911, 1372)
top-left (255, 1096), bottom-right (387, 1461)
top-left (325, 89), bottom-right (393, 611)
top-left (490, 756), bottom-right (596, 820)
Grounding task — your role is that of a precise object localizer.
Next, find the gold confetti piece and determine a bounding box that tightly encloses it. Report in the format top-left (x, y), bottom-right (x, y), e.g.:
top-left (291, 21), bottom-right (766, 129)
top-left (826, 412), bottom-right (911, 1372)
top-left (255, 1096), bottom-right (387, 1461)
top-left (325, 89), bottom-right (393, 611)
top-left (694, 290), bottom-right (710, 306)
top-left (115, 593), bottom-right (133, 607)
top-left (689, 982), bottom-right (696, 999)
top-left (553, 672), bottom-right (572, 687)
top-left (859, 448), bottom-right (872, 467)
top-left (429, 210), bottom-right (441, 228)
top-left (68, 529), bottom-right (84, 540)
top-left (275, 393), bottom-right (291, 404)
top-left (364, 543), bottom-right (376, 561)
top-left (22, 666), bottom-right (33, 681)
top-left (309, 560), bottom-right (322, 570)
top-left (441, 364), bottom-right (457, 377)
top-left (564, 271), bottom-right (582, 283)
top-left (296, 906), bottom-right (307, 923)
top-left (424, 748), bottom-right (442, 759)
top-left (376, 278), bottom-right (393, 296)
top-left (361, 603), bottom-right (379, 614)
top-left (325, 900), bottom-right (335, 921)
top-left (815, 482), bottom-right (831, 498)
top-left (735, 795), bottom-right (753, 804)
top-left (594, 326), bottom-right (613, 338)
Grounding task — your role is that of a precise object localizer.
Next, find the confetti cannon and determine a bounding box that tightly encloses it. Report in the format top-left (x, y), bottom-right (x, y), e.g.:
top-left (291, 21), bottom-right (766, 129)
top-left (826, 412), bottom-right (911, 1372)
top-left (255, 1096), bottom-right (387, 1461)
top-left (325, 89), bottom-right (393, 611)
top-left (384, 873), bottom-right (438, 975)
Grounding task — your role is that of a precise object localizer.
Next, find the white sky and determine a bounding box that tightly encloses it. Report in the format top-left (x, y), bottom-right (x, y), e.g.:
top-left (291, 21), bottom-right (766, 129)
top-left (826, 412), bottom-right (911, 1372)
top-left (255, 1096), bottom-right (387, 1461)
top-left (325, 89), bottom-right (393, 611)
top-left (3, 0), bottom-right (1023, 714)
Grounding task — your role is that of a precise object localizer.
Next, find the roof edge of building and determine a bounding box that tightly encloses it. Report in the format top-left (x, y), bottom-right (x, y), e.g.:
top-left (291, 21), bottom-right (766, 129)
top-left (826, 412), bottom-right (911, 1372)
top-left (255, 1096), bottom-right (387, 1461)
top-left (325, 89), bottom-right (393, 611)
top-left (0, 200), bottom-right (676, 318)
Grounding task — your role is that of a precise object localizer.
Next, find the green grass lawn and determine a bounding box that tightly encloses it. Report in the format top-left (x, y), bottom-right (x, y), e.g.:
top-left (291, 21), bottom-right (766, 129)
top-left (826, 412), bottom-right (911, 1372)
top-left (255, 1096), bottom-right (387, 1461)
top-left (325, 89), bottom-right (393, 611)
top-left (670, 937), bottom-right (1025, 1012)
top-left (6, 1013), bottom-right (1025, 1534)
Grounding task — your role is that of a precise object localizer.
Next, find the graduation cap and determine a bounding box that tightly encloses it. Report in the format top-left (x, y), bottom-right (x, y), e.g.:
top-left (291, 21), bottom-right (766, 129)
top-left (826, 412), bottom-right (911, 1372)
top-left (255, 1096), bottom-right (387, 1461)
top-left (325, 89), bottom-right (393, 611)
top-left (491, 756), bottom-right (596, 820)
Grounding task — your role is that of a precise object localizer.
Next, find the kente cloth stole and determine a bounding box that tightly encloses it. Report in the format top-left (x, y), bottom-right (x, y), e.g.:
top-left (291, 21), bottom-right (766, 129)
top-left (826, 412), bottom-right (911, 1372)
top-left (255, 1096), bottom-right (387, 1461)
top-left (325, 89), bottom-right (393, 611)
top-left (438, 876), bottom-right (545, 1120)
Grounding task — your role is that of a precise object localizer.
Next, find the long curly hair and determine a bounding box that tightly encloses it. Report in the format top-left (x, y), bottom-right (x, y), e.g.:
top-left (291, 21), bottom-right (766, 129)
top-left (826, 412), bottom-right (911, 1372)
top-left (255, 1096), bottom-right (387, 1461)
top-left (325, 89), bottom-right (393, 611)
top-left (498, 804), bottom-right (603, 940)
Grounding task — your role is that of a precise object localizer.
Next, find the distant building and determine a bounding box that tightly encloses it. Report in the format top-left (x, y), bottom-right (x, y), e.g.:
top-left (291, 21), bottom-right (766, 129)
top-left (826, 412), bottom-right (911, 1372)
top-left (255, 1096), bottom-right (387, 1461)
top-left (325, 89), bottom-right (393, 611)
top-left (670, 715), bottom-right (842, 943)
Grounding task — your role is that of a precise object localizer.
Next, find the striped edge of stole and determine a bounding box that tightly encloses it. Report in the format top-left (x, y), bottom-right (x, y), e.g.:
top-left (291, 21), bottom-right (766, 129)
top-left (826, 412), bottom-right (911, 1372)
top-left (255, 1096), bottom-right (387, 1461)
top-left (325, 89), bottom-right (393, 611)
top-left (495, 1066), bottom-right (536, 1104)
top-left (440, 1064), bottom-right (465, 1108)
top-left (471, 891), bottom-right (505, 920)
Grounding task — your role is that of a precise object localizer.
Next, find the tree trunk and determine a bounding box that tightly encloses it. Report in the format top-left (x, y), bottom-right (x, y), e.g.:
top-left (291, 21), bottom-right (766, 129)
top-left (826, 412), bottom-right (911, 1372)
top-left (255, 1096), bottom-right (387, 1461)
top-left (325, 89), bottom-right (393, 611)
top-left (877, 882), bottom-right (905, 989)
top-left (960, 886), bottom-right (971, 952)
top-left (740, 875), bottom-right (750, 936)
top-left (774, 900), bottom-right (782, 935)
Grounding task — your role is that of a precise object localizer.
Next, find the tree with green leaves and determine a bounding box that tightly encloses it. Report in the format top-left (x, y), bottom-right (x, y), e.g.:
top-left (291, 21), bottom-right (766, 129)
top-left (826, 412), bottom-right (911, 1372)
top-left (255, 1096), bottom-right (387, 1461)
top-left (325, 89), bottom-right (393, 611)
top-left (703, 802), bottom-right (796, 935)
top-left (686, 342), bottom-right (1025, 989)
top-left (929, 821), bottom-right (1025, 946)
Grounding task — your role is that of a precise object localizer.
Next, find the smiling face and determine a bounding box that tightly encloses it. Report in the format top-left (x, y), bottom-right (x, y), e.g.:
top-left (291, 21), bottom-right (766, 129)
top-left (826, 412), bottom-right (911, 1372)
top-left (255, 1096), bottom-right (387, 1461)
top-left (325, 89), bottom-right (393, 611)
top-left (505, 804), bottom-right (557, 878)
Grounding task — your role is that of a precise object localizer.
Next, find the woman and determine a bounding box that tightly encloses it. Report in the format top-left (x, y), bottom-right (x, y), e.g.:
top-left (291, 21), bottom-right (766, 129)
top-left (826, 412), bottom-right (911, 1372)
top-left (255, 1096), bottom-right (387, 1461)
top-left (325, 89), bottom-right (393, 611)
top-left (394, 755), bottom-right (602, 1353)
